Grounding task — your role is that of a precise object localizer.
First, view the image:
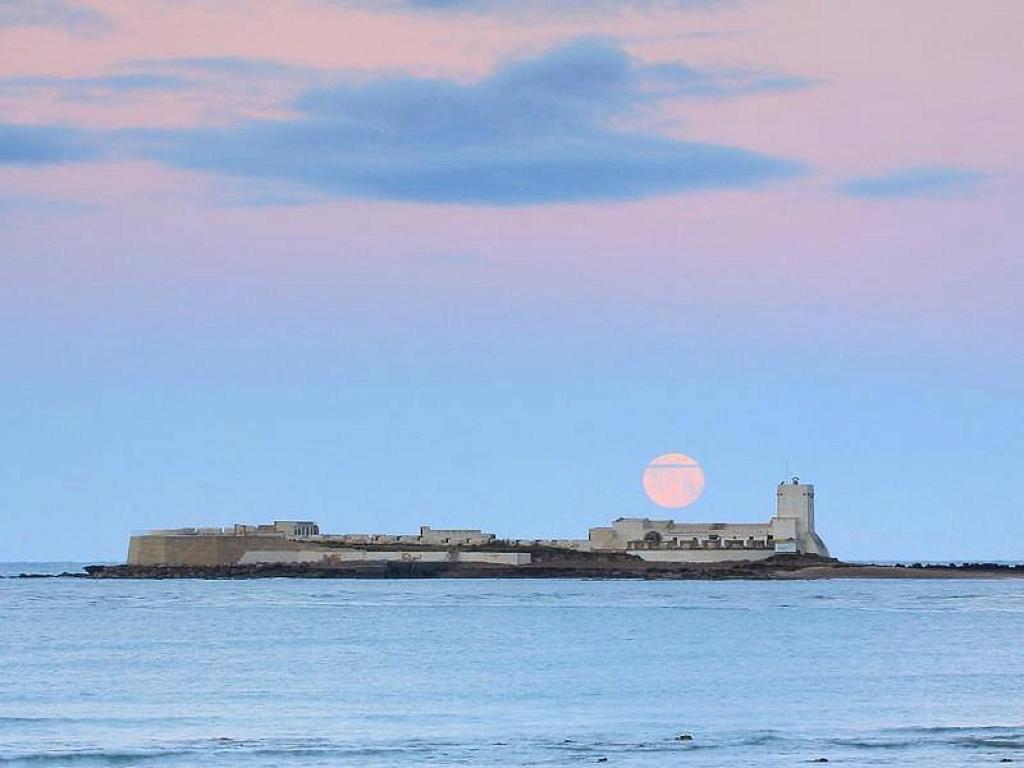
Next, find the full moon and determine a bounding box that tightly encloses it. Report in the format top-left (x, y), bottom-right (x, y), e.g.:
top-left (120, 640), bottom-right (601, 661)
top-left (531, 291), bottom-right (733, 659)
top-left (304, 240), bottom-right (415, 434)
top-left (642, 453), bottom-right (705, 509)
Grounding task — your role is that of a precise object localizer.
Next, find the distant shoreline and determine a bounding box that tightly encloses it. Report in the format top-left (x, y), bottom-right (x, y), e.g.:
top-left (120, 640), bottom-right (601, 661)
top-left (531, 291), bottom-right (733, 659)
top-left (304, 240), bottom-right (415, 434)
top-left (19, 556), bottom-right (1024, 580)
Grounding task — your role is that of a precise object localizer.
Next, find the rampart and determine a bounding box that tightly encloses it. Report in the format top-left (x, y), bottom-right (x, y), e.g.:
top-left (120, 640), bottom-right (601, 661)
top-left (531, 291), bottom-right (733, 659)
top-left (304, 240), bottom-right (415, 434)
top-left (126, 478), bottom-right (829, 567)
top-left (127, 534), bottom-right (307, 566)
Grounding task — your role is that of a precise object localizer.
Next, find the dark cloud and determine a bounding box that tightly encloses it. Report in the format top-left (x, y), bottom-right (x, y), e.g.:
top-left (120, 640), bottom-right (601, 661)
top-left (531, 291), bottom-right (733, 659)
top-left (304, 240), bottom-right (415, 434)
top-left (0, 0), bottom-right (108, 31)
top-left (0, 73), bottom-right (191, 102)
top-left (837, 166), bottom-right (989, 199)
top-left (0, 58), bottom-right (304, 103)
top-left (0, 123), bottom-right (98, 165)
top-left (138, 39), bottom-right (804, 205)
top-left (642, 62), bottom-right (814, 98)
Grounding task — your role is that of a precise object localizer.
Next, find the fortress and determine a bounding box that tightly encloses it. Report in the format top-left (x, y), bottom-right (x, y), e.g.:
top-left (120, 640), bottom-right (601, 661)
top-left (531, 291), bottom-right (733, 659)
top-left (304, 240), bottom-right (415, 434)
top-left (127, 478), bottom-right (830, 568)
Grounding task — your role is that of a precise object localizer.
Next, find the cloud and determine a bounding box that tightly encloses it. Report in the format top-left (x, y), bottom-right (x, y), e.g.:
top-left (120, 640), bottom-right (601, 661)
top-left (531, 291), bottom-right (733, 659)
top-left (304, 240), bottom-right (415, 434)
top-left (0, 123), bottom-right (97, 165)
top-left (837, 166), bottom-right (989, 199)
top-left (0, 0), bottom-right (108, 32)
top-left (137, 39), bottom-right (804, 205)
top-left (642, 62), bottom-right (814, 98)
top-left (0, 58), bottom-right (311, 126)
top-left (0, 58), bottom-right (306, 103)
top-left (0, 73), bottom-right (191, 102)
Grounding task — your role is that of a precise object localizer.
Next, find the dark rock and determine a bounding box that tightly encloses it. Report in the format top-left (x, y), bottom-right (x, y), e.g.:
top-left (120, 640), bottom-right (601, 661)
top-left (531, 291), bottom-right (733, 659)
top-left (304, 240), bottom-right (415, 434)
top-left (77, 556), bottom-right (1024, 581)
top-left (810, 759), bottom-right (829, 763)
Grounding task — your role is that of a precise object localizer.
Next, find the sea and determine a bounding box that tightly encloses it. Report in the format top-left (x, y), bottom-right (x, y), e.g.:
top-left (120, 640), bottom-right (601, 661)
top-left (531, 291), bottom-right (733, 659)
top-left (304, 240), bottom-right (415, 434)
top-left (2, 564), bottom-right (1023, 767)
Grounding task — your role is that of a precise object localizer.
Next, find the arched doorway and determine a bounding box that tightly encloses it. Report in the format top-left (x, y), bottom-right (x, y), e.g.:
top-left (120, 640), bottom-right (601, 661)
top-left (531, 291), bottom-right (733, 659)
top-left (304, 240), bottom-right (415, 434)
top-left (643, 530), bottom-right (662, 548)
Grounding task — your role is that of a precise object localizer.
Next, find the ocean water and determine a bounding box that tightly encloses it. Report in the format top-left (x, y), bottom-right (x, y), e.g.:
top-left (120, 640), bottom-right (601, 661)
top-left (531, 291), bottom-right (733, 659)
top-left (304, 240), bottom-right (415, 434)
top-left (1, 569), bottom-right (1023, 767)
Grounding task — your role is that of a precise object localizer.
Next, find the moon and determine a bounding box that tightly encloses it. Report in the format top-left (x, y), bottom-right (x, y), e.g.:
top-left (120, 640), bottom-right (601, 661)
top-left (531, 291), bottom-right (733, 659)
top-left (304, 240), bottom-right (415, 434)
top-left (643, 453), bottom-right (705, 509)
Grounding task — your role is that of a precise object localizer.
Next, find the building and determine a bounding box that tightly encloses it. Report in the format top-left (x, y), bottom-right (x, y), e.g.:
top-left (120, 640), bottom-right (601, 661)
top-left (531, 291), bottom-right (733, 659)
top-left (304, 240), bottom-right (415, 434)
top-left (226, 521), bottom-right (319, 538)
top-left (127, 520), bottom-right (509, 567)
top-left (126, 478), bottom-right (830, 567)
top-left (586, 478), bottom-right (830, 562)
top-left (418, 526), bottom-right (495, 546)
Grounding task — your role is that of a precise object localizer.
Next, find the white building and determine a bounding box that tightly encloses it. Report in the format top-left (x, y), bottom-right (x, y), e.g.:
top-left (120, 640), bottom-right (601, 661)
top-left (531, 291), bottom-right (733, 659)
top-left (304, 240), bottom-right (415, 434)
top-left (586, 478), bottom-right (830, 562)
top-left (418, 526), bottom-right (495, 546)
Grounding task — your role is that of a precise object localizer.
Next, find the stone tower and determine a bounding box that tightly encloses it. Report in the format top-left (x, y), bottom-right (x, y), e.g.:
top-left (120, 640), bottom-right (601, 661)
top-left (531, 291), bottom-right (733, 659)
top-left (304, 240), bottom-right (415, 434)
top-left (776, 478), bottom-right (831, 557)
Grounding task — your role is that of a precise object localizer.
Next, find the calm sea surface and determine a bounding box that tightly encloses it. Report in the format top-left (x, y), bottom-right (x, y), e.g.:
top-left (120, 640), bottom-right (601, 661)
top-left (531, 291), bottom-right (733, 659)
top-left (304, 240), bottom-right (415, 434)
top-left (2, 565), bottom-right (1023, 767)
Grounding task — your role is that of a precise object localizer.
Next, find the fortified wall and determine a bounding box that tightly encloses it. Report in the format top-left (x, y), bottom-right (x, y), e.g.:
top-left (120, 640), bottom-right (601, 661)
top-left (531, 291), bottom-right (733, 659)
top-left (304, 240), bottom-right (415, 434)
top-left (127, 523), bottom-right (523, 568)
top-left (126, 479), bottom-right (829, 567)
top-left (127, 530), bottom-right (309, 567)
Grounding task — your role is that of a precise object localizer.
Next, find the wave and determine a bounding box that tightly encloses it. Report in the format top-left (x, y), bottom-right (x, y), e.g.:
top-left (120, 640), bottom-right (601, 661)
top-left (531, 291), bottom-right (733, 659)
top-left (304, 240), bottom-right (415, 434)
top-left (0, 732), bottom-right (778, 766)
top-left (0, 740), bottom-right (461, 766)
top-left (890, 724), bottom-right (1024, 734)
top-left (0, 750), bottom-right (189, 765)
top-left (0, 716), bottom-right (210, 728)
top-left (829, 725), bottom-right (1024, 751)
top-left (4, 726), bottom-right (1021, 766)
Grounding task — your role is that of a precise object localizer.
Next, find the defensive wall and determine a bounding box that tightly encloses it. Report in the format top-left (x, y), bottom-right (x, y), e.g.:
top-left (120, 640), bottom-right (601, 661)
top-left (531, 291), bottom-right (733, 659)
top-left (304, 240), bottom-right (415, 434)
top-left (126, 479), bottom-right (829, 567)
top-left (127, 532), bottom-right (309, 567)
top-left (237, 549), bottom-right (531, 566)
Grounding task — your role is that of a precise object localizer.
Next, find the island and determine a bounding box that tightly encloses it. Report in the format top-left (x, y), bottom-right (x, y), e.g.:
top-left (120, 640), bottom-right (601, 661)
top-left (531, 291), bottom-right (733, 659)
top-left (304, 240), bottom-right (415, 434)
top-left (72, 479), bottom-right (1022, 580)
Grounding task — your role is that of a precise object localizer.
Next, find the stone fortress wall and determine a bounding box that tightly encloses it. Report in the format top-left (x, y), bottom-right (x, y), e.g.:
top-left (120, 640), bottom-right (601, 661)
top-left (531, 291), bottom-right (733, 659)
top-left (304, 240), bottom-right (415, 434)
top-left (127, 479), bottom-right (829, 567)
top-left (127, 529), bottom-right (309, 567)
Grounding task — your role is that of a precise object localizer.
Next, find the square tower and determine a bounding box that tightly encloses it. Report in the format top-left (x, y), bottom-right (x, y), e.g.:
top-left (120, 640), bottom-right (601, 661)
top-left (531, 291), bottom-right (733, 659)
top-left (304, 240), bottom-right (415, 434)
top-left (775, 478), bottom-right (829, 557)
top-left (776, 478), bottom-right (814, 536)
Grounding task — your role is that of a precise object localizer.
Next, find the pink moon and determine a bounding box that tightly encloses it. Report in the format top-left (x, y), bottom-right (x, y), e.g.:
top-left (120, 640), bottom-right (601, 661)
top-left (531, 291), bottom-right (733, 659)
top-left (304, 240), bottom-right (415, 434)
top-left (642, 453), bottom-right (705, 509)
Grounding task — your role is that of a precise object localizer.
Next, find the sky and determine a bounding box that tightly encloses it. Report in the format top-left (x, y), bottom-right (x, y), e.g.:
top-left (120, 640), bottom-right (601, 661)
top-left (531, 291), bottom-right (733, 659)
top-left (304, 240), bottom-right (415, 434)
top-left (1, 0), bottom-right (1022, 562)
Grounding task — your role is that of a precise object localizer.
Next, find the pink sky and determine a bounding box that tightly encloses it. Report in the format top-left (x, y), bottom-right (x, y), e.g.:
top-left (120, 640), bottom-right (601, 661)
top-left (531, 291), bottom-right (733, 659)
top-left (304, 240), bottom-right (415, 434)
top-left (1, 0), bottom-right (1021, 351)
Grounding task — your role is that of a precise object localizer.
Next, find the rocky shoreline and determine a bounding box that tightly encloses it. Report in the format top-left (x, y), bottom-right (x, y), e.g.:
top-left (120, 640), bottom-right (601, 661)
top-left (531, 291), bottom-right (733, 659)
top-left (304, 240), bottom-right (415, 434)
top-left (22, 554), bottom-right (1024, 580)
